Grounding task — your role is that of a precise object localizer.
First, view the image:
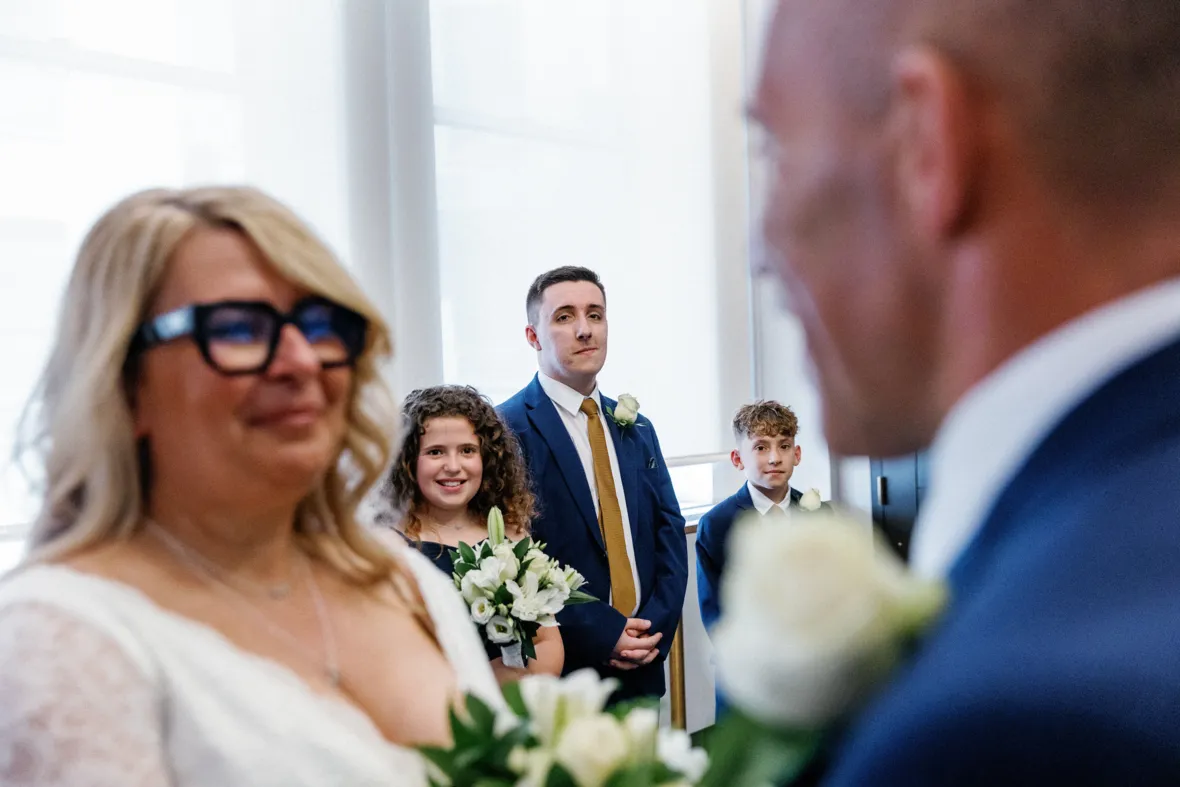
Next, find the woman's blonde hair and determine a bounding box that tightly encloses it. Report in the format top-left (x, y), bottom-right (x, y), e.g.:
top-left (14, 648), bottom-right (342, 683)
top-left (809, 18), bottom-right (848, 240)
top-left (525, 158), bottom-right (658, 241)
top-left (18, 186), bottom-right (415, 595)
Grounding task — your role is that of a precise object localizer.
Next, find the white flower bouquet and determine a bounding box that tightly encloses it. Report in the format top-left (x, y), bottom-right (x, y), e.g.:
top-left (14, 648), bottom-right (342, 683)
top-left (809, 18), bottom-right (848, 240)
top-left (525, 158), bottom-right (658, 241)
top-left (701, 508), bottom-right (948, 786)
top-left (419, 669), bottom-right (708, 787)
top-left (452, 506), bottom-right (595, 667)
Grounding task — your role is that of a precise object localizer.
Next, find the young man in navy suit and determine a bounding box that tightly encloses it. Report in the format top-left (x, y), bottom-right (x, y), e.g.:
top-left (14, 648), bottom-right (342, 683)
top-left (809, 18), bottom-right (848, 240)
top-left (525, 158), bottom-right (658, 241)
top-left (749, 0), bottom-right (1180, 782)
top-left (499, 266), bottom-right (688, 703)
top-left (696, 400), bottom-right (827, 718)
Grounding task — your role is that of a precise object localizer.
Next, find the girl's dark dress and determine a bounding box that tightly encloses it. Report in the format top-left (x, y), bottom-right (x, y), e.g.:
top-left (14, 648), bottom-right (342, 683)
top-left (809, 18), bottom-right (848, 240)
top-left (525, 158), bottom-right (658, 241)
top-left (403, 535), bottom-right (502, 662)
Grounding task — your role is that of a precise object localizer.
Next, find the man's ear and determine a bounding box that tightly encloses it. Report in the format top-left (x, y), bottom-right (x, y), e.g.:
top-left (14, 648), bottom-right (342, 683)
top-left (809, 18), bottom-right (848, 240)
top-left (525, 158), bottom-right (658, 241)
top-left (525, 324), bottom-right (542, 351)
top-left (793, 445), bottom-right (802, 466)
top-left (730, 449), bottom-right (744, 470)
top-left (890, 46), bottom-right (979, 241)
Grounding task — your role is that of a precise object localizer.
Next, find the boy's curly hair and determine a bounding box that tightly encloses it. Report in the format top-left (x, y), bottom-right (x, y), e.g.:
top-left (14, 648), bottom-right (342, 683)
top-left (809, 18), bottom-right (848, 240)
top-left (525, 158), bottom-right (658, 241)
top-left (732, 400), bottom-right (799, 442)
top-left (386, 385), bottom-right (536, 539)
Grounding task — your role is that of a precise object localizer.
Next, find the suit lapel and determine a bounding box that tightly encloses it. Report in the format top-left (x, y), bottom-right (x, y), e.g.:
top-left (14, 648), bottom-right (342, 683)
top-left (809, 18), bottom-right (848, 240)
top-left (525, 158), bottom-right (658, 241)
top-left (523, 376), bottom-right (604, 550)
top-left (734, 483), bottom-right (754, 511)
top-left (948, 331), bottom-right (1180, 592)
top-left (602, 394), bottom-right (641, 541)
top-left (788, 487), bottom-right (802, 507)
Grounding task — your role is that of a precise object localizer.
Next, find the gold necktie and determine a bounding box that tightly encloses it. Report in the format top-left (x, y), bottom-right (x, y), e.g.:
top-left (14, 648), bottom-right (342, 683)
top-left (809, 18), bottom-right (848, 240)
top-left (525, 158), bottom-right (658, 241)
top-left (580, 397), bottom-right (637, 615)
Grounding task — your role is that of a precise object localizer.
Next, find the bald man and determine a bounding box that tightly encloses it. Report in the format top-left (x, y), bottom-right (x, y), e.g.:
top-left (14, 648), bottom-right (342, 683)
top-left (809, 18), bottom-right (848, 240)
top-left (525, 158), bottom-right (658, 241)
top-left (750, 0), bottom-right (1180, 783)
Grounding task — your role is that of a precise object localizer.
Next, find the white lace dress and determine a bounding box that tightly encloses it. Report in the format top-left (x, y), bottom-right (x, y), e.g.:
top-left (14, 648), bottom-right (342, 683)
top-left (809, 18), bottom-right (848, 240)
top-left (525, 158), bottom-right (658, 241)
top-left (0, 547), bottom-right (501, 786)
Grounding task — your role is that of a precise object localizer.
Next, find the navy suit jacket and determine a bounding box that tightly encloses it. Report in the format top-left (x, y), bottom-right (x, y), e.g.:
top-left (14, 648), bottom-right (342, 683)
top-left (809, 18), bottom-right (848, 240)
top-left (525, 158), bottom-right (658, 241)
top-left (499, 375), bottom-right (688, 700)
top-left (825, 334), bottom-right (1180, 785)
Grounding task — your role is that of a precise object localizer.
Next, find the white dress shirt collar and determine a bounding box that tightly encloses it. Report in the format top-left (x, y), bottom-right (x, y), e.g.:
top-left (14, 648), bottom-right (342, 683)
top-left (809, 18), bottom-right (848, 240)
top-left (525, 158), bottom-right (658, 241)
top-left (537, 371), bottom-right (600, 417)
top-left (912, 277), bottom-right (1180, 579)
top-left (746, 481), bottom-right (792, 516)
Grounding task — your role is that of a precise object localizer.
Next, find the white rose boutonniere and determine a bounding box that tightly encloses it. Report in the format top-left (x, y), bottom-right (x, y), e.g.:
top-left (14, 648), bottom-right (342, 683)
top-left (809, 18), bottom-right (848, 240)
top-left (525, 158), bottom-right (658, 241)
top-left (606, 393), bottom-right (642, 428)
top-left (701, 508), bottom-right (947, 786)
top-left (798, 488), bottom-right (823, 511)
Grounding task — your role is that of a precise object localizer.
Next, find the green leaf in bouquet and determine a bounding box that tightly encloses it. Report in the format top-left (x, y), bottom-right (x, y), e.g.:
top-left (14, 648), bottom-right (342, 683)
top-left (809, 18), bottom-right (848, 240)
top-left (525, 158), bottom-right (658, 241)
top-left (458, 541), bottom-right (478, 567)
top-left (418, 745), bottom-right (461, 785)
top-left (647, 761), bottom-right (682, 785)
top-left (543, 764), bottom-right (581, 787)
top-left (565, 589), bottom-right (598, 605)
top-left (454, 561), bottom-right (475, 579)
top-left (480, 541), bottom-right (494, 560)
top-left (603, 767), bottom-right (646, 787)
top-left (448, 705), bottom-right (480, 750)
top-left (465, 694), bottom-right (497, 738)
top-left (493, 585), bottom-right (514, 606)
top-left (501, 680), bottom-right (530, 719)
top-left (605, 761), bottom-right (680, 787)
top-left (513, 537), bottom-right (532, 562)
top-left (521, 635), bottom-right (537, 662)
top-left (699, 710), bottom-right (823, 787)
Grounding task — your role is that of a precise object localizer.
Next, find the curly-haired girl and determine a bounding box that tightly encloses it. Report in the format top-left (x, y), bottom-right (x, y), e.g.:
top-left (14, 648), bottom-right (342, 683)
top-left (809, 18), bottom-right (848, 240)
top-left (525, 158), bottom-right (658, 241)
top-left (385, 384), bottom-right (562, 681)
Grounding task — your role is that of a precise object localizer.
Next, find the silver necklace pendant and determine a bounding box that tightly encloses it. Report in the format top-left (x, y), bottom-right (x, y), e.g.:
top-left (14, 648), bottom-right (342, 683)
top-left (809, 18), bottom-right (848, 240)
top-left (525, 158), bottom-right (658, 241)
top-left (145, 520), bottom-right (339, 689)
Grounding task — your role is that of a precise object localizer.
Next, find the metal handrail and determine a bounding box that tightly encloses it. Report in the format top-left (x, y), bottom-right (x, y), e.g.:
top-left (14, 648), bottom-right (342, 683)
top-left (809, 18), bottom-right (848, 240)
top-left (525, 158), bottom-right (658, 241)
top-left (665, 452), bottom-right (730, 468)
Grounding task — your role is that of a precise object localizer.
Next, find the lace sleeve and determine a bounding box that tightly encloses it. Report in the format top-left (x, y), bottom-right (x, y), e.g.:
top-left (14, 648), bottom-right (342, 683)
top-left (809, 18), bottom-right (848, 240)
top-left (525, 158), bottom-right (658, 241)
top-left (0, 601), bottom-right (172, 786)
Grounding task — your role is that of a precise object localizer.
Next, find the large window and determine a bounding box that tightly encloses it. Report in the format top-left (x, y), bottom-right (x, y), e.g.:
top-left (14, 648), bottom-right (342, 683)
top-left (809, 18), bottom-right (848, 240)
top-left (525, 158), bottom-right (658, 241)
top-left (0, 0), bottom-right (360, 567)
top-left (0, 1), bottom-right (760, 572)
top-left (429, 0), bottom-right (738, 461)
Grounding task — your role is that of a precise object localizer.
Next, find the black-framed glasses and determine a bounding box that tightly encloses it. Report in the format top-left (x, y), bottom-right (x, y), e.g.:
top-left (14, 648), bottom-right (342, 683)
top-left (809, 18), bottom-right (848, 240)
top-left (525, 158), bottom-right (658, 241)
top-left (134, 297), bottom-right (369, 376)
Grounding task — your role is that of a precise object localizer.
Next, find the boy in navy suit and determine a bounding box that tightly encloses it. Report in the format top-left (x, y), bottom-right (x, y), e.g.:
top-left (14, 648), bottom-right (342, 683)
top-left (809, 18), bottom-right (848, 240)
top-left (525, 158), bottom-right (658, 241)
top-left (696, 401), bottom-right (828, 719)
top-left (696, 400), bottom-right (828, 634)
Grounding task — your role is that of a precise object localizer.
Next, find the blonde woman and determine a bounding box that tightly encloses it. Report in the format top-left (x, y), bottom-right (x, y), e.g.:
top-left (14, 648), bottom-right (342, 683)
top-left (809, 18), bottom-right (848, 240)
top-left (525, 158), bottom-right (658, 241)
top-left (0, 187), bottom-right (499, 786)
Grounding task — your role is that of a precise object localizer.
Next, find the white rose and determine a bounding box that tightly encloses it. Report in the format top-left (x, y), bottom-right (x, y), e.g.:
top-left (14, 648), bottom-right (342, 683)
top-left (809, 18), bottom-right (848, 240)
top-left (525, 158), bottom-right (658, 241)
top-left (553, 714), bottom-right (631, 787)
top-left (459, 570), bottom-right (491, 604)
top-left (656, 728), bottom-right (709, 783)
top-left (518, 668), bottom-right (618, 747)
top-left (713, 510), bottom-right (946, 727)
top-left (799, 488), bottom-right (823, 511)
top-left (613, 393), bottom-right (640, 424)
top-left (492, 542), bottom-right (521, 577)
top-left (485, 615), bottom-right (516, 644)
top-left (524, 547), bottom-right (550, 574)
top-left (621, 706), bottom-right (659, 763)
top-left (470, 597), bottom-right (494, 625)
